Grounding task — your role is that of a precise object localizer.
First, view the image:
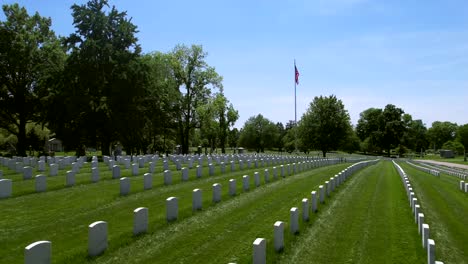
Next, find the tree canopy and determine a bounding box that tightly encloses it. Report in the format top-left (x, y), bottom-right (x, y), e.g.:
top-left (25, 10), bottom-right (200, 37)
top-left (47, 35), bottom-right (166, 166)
top-left (298, 95), bottom-right (351, 157)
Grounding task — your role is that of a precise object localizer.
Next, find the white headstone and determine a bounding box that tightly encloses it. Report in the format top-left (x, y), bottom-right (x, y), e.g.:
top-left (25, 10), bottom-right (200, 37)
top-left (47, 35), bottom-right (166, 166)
top-left (66, 171), bottom-right (75, 186)
top-left (35, 175), bottom-right (47, 192)
top-left (274, 221), bottom-right (284, 252)
top-left (229, 179), bottom-right (236, 196)
top-left (422, 224), bottom-right (430, 248)
top-left (24, 241), bottom-right (51, 264)
top-left (460, 180), bottom-right (465, 191)
top-left (23, 166), bottom-right (33, 180)
top-left (302, 198), bottom-right (309, 221)
top-left (196, 165), bottom-right (202, 178)
top-left (243, 175), bottom-right (250, 191)
top-left (252, 238), bottom-right (266, 264)
top-left (91, 167), bottom-right (99, 183)
top-left (414, 204), bottom-right (420, 223)
top-left (325, 181), bottom-right (330, 197)
top-left (133, 207), bottom-right (148, 235)
top-left (192, 189), bottom-right (202, 211)
top-left (88, 221), bottom-right (108, 256)
top-left (49, 164), bottom-right (58, 177)
top-left (164, 170), bottom-right (172, 185)
top-left (166, 197), bottom-right (178, 221)
top-left (280, 165), bottom-right (285, 177)
top-left (427, 239), bottom-right (435, 264)
top-left (143, 173), bottom-right (152, 190)
top-left (254, 172), bottom-right (260, 187)
top-left (181, 167), bottom-right (189, 181)
top-left (319, 185), bottom-right (325, 203)
top-left (132, 163), bottom-right (139, 176)
top-left (311, 191), bottom-right (317, 212)
top-left (112, 165), bottom-right (120, 179)
top-left (0, 179), bottom-right (12, 199)
top-left (418, 213), bottom-right (424, 234)
top-left (37, 161), bottom-right (45, 172)
top-left (290, 207), bottom-right (299, 234)
top-left (212, 183), bottom-right (221, 203)
top-left (120, 177), bottom-right (130, 196)
top-left (209, 163), bottom-right (215, 176)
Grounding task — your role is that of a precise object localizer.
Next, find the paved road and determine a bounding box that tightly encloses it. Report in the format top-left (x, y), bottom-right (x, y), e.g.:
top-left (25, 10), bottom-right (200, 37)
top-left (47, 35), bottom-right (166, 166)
top-left (415, 159), bottom-right (468, 170)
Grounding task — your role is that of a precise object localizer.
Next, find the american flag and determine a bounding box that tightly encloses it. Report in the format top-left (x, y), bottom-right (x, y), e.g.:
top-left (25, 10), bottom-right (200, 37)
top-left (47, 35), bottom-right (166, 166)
top-left (295, 65), bottom-right (300, 85)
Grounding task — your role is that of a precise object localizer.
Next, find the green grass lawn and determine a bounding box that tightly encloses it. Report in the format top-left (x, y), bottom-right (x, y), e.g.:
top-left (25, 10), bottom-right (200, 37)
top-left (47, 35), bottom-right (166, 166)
top-left (398, 162), bottom-right (468, 264)
top-left (0, 158), bottom-right (343, 263)
top-left (277, 160), bottom-right (426, 264)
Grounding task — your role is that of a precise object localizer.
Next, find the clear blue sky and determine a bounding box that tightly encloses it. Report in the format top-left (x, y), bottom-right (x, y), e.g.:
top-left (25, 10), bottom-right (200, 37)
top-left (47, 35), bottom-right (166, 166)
top-left (2, 0), bottom-right (468, 128)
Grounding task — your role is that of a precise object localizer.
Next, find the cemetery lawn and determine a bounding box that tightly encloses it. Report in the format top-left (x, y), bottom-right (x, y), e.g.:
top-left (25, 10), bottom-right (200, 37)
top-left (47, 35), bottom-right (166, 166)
top-left (0, 161), bottom-right (348, 264)
top-left (278, 160), bottom-right (426, 264)
top-left (85, 163), bottom-right (351, 263)
top-left (398, 162), bottom-right (468, 264)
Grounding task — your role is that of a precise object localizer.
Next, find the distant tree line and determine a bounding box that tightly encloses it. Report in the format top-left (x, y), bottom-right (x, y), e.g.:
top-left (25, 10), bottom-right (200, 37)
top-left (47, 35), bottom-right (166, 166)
top-left (0, 0), bottom-right (238, 156)
top-left (237, 95), bottom-right (468, 159)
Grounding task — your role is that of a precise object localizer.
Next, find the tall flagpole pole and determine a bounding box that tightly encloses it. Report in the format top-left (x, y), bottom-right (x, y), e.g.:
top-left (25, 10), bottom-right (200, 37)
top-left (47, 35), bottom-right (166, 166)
top-left (294, 59), bottom-right (297, 153)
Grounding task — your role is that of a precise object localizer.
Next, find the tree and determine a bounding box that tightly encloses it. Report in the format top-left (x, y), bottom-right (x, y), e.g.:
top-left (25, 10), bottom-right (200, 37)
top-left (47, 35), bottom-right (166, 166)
top-left (238, 114), bottom-right (279, 152)
top-left (227, 128), bottom-right (239, 149)
top-left (140, 52), bottom-right (179, 154)
top-left (341, 128), bottom-right (361, 154)
top-left (169, 44), bottom-right (223, 154)
top-left (427, 121), bottom-right (458, 150)
top-left (0, 4), bottom-right (64, 155)
top-left (356, 104), bottom-right (407, 156)
top-left (380, 104), bottom-right (406, 156)
top-left (53, 0), bottom-right (142, 155)
top-left (456, 124), bottom-right (468, 161)
top-left (442, 140), bottom-right (464, 155)
top-left (402, 118), bottom-right (428, 153)
top-left (298, 95), bottom-right (351, 157)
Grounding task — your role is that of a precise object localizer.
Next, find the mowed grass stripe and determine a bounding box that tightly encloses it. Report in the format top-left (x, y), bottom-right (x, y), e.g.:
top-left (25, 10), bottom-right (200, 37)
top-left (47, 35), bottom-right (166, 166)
top-left (278, 160), bottom-right (426, 264)
top-left (0, 161), bottom-right (345, 264)
top-left (398, 162), bottom-right (468, 264)
top-left (83, 164), bottom-right (351, 264)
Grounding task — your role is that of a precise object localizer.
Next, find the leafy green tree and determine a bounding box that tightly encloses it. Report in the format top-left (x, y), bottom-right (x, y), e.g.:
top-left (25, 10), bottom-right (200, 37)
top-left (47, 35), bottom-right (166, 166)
top-left (402, 118), bottom-right (428, 153)
top-left (169, 44), bottom-right (222, 154)
top-left (298, 95), bottom-right (351, 157)
top-left (341, 128), bottom-right (361, 154)
top-left (457, 124), bottom-right (468, 161)
top-left (380, 104), bottom-right (406, 156)
top-left (141, 52), bottom-right (179, 153)
top-left (239, 114), bottom-right (279, 152)
top-left (442, 140), bottom-right (464, 155)
top-left (0, 4), bottom-right (64, 155)
top-left (54, 0), bottom-right (143, 155)
top-left (427, 121), bottom-right (458, 150)
top-left (227, 128), bottom-right (240, 149)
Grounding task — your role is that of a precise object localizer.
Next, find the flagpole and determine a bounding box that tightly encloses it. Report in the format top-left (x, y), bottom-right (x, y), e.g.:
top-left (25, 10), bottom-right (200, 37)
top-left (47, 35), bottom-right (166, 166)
top-left (294, 59), bottom-right (297, 153)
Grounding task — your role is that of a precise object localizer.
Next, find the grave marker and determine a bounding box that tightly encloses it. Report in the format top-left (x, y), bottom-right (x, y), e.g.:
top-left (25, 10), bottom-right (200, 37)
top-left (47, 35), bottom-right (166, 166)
top-left (88, 221), bottom-right (107, 256)
top-left (133, 207), bottom-right (148, 235)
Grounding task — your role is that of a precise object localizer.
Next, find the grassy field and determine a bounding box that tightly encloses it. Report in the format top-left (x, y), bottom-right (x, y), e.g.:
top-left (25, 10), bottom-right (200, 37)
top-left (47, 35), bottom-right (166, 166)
top-left (398, 162), bottom-right (468, 264)
top-left (2, 158), bottom-right (464, 263)
top-left (0, 157), bottom-right (346, 263)
top-left (277, 160), bottom-right (426, 264)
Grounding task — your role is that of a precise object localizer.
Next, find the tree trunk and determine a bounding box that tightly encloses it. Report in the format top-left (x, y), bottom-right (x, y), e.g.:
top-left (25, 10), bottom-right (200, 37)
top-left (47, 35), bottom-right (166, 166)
top-left (322, 150), bottom-right (326, 157)
top-left (101, 139), bottom-right (110, 156)
top-left (17, 117), bottom-right (27, 156)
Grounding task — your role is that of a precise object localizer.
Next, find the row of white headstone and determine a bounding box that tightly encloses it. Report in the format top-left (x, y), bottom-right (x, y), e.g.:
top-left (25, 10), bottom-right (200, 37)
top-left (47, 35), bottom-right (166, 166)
top-left (406, 161), bottom-right (440, 176)
top-left (251, 159), bottom-right (380, 264)
top-left (415, 161), bottom-right (468, 181)
top-left (393, 161), bottom-right (444, 264)
top-left (20, 156), bottom-right (362, 263)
